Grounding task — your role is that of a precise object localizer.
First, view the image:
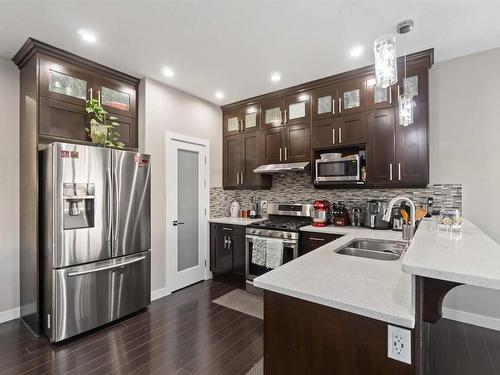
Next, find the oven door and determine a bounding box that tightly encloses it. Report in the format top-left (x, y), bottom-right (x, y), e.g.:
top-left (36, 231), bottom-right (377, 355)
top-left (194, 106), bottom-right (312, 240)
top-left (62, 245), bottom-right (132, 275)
top-left (315, 158), bottom-right (360, 182)
top-left (245, 235), bottom-right (298, 280)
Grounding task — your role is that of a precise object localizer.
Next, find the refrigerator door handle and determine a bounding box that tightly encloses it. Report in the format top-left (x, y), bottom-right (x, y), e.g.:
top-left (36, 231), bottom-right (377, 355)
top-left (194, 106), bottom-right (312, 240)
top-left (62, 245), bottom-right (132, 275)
top-left (67, 256), bottom-right (146, 277)
top-left (113, 168), bottom-right (119, 241)
top-left (106, 168), bottom-right (113, 242)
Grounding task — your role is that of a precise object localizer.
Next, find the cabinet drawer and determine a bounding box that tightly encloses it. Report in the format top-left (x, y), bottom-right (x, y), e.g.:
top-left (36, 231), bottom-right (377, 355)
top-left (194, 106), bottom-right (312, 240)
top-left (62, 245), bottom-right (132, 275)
top-left (300, 231), bottom-right (342, 256)
top-left (214, 223), bottom-right (246, 236)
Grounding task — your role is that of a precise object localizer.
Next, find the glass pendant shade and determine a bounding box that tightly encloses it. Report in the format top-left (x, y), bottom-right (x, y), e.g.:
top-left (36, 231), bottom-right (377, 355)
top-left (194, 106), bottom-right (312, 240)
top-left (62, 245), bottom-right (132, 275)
top-left (398, 94), bottom-right (414, 126)
top-left (374, 34), bottom-right (398, 89)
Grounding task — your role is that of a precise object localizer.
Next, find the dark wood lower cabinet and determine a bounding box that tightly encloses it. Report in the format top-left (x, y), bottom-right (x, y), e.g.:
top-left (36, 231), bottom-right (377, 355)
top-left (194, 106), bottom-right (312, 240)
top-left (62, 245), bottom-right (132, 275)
top-left (264, 290), bottom-right (415, 375)
top-left (300, 231), bottom-right (342, 256)
top-left (210, 223), bottom-right (246, 277)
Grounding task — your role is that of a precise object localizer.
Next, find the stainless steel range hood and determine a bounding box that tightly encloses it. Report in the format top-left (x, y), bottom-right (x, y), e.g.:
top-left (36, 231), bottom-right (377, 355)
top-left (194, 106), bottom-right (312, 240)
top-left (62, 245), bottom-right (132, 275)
top-left (253, 162), bottom-right (310, 174)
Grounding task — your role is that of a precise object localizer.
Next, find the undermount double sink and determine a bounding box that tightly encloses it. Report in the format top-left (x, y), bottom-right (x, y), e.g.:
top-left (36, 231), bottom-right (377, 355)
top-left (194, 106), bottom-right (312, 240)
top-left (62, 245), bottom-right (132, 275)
top-left (335, 239), bottom-right (408, 261)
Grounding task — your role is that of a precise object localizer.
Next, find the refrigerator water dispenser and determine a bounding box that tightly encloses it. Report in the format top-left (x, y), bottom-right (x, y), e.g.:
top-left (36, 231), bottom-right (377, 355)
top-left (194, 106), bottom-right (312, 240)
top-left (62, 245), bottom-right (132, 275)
top-left (63, 183), bottom-right (95, 229)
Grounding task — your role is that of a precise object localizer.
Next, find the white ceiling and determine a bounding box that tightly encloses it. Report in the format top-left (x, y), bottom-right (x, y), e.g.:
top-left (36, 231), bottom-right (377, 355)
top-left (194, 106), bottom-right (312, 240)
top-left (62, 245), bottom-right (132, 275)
top-left (1, 0), bottom-right (500, 105)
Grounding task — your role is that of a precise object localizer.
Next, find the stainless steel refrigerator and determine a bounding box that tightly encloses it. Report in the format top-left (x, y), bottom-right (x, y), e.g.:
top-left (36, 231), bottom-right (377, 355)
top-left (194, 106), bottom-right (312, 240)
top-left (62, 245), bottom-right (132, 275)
top-left (40, 143), bottom-right (151, 342)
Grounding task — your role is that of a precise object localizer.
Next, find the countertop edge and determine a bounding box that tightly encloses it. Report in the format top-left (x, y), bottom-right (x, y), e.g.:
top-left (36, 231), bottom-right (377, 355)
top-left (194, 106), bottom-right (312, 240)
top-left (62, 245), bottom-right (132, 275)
top-left (254, 279), bottom-right (415, 329)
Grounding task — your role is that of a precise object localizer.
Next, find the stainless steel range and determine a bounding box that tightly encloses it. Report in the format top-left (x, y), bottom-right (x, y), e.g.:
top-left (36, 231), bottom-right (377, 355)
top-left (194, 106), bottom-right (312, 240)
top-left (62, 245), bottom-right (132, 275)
top-left (245, 203), bottom-right (312, 291)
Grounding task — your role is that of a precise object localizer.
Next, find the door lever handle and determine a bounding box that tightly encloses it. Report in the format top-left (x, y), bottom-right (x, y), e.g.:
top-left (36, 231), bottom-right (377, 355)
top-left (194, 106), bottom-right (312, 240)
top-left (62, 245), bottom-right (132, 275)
top-left (173, 220), bottom-right (185, 226)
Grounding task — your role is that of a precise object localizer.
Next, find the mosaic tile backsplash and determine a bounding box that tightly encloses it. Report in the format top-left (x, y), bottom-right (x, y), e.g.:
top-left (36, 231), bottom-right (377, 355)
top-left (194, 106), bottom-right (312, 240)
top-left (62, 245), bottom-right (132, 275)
top-left (210, 173), bottom-right (462, 218)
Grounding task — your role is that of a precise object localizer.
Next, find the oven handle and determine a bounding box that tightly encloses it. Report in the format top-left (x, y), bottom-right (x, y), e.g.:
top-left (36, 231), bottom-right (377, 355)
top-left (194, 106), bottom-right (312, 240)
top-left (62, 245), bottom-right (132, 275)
top-left (246, 235), bottom-right (297, 246)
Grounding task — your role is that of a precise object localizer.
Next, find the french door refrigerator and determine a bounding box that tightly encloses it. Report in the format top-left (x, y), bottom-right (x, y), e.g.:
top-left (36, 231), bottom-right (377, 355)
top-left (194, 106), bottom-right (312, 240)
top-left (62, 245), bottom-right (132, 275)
top-left (40, 143), bottom-right (151, 342)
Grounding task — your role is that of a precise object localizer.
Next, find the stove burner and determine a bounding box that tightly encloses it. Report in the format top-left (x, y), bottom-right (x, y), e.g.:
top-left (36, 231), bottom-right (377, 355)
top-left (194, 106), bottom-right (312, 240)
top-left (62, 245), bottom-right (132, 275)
top-left (249, 217), bottom-right (311, 232)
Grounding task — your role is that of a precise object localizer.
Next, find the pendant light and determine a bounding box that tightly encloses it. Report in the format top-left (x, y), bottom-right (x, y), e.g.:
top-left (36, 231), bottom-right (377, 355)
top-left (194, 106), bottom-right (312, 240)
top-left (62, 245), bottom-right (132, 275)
top-left (373, 34), bottom-right (397, 88)
top-left (397, 19), bottom-right (415, 126)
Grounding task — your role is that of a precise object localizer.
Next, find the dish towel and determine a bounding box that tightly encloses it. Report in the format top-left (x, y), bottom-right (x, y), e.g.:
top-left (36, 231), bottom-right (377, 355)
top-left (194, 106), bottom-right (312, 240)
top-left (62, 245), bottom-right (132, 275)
top-left (251, 237), bottom-right (267, 267)
top-left (265, 238), bottom-right (284, 269)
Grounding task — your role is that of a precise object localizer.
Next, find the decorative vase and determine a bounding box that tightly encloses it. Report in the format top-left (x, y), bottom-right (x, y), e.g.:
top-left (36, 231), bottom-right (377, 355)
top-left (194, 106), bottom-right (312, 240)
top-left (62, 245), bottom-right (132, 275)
top-left (90, 123), bottom-right (108, 146)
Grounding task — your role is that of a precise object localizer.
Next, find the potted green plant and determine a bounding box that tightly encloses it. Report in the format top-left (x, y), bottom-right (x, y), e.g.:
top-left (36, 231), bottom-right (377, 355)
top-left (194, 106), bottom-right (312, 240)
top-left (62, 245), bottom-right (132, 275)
top-left (85, 97), bottom-right (125, 149)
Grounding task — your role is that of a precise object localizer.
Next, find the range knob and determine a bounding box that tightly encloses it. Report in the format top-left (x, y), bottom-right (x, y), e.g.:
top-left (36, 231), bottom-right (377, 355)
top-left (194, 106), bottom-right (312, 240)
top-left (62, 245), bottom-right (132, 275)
top-left (285, 232), bottom-right (292, 239)
top-left (251, 229), bottom-right (257, 234)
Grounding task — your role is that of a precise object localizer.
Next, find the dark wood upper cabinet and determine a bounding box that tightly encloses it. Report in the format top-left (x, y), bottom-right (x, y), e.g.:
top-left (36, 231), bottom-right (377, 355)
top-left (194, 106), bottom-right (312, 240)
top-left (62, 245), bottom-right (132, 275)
top-left (366, 76), bottom-right (395, 110)
top-left (39, 57), bottom-right (93, 107)
top-left (337, 112), bottom-right (367, 146)
top-left (337, 79), bottom-right (366, 115)
top-left (223, 111), bottom-right (242, 136)
top-left (395, 103), bottom-right (428, 185)
top-left (311, 85), bottom-right (337, 120)
top-left (223, 132), bottom-right (271, 189)
top-left (14, 39), bottom-right (140, 149)
top-left (220, 49), bottom-right (433, 190)
top-left (94, 77), bottom-right (137, 119)
top-left (311, 118), bottom-right (336, 148)
top-left (367, 106), bottom-right (429, 187)
top-left (223, 134), bottom-right (243, 188)
top-left (367, 108), bottom-right (396, 185)
top-left (223, 105), bottom-right (261, 136)
top-left (261, 99), bottom-right (284, 128)
top-left (283, 93), bottom-right (311, 126)
top-left (261, 127), bottom-right (284, 164)
top-left (397, 61), bottom-right (429, 104)
top-left (284, 124), bottom-right (311, 162)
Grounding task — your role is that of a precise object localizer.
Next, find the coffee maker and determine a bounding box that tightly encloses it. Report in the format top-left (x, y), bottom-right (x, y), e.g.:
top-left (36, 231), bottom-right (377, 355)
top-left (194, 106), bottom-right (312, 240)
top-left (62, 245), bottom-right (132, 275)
top-left (364, 200), bottom-right (390, 229)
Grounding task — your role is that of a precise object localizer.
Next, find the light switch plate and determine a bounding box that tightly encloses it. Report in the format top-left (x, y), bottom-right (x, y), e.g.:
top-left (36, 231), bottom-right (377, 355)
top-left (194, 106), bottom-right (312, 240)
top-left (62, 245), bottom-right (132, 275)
top-left (388, 325), bottom-right (411, 364)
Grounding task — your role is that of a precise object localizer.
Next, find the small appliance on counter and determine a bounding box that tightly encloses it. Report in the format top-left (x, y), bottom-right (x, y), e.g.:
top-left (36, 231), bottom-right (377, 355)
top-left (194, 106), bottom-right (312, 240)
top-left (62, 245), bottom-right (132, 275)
top-left (349, 207), bottom-right (364, 227)
top-left (331, 202), bottom-right (350, 226)
top-left (249, 196), bottom-right (261, 218)
top-left (364, 200), bottom-right (390, 230)
top-left (230, 200), bottom-right (240, 218)
top-left (312, 200), bottom-right (331, 227)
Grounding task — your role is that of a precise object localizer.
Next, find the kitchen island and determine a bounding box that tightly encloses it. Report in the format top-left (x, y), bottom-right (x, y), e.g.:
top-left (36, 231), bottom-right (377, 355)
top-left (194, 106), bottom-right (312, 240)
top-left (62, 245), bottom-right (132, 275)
top-left (254, 218), bottom-right (500, 375)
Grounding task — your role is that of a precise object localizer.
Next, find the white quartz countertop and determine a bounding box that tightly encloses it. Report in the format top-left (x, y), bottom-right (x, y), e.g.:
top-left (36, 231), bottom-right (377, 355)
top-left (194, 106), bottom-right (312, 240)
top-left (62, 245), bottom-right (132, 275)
top-left (209, 217), bottom-right (266, 225)
top-left (402, 219), bottom-right (500, 289)
top-left (254, 225), bottom-right (415, 328)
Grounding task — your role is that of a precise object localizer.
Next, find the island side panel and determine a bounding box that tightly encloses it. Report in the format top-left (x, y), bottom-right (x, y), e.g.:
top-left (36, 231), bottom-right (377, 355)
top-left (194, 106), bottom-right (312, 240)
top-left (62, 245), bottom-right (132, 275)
top-left (264, 290), bottom-right (415, 375)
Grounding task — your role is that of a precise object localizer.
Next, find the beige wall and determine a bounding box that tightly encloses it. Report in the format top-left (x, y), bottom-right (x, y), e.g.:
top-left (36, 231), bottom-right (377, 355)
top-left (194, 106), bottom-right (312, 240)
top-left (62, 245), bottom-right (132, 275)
top-left (0, 58), bottom-right (20, 316)
top-left (140, 78), bottom-right (222, 292)
top-left (430, 47), bottom-right (500, 324)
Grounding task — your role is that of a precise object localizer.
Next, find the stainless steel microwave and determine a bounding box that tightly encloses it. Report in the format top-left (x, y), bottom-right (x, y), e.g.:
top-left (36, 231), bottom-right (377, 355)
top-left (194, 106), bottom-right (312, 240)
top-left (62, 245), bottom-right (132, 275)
top-left (315, 155), bottom-right (364, 182)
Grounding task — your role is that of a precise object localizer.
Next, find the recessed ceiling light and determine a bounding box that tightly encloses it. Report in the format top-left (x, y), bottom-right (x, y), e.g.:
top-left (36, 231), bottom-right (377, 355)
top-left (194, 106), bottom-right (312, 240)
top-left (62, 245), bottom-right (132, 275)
top-left (77, 29), bottom-right (97, 43)
top-left (215, 90), bottom-right (224, 100)
top-left (350, 45), bottom-right (364, 58)
top-left (162, 67), bottom-right (174, 77)
top-left (270, 72), bottom-right (281, 82)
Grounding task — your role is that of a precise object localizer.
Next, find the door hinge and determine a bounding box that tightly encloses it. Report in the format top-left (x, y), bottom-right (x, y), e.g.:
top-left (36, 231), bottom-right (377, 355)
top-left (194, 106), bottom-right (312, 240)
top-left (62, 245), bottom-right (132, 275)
top-left (204, 179), bottom-right (206, 187)
top-left (205, 259), bottom-right (207, 267)
top-left (204, 156), bottom-right (207, 165)
top-left (204, 208), bottom-right (207, 215)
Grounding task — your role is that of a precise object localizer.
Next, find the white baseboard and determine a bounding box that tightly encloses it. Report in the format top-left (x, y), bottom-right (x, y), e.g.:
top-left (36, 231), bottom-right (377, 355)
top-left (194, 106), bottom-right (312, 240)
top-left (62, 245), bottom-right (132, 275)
top-left (0, 307), bottom-right (20, 324)
top-left (442, 307), bottom-right (500, 331)
top-left (151, 287), bottom-right (171, 301)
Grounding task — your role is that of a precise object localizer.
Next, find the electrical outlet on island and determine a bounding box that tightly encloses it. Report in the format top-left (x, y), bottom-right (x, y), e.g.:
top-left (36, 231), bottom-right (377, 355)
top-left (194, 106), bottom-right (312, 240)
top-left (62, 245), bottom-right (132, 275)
top-left (387, 325), bottom-right (411, 364)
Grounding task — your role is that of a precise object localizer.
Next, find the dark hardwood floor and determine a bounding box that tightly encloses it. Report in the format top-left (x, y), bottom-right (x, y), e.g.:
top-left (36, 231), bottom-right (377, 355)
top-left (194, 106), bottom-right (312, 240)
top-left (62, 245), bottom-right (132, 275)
top-left (0, 279), bottom-right (263, 375)
top-left (431, 318), bottom-right (500, 375)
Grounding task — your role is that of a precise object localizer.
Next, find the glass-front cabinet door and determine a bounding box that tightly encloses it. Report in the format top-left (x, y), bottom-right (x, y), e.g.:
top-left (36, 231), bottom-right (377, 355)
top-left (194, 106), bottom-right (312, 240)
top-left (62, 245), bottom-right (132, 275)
top-left (261, 99), bottom-right (284, 128)
top-left (94, 78), bottom-right (137, 118)
top-left (338, 79), bottom-right (366, 115)
top-left (40, 58), bottom-right (92, 106)
top-left (283, 93), bottom-right (310, 126)
top-left (397, 63), bottom-right (428, 104)
top-left (366, 77), bottom-right (394, 110)
top-left (242, 105), bottom-right (260, 132)
top-left (311, 85), bottom-right (337, 120)
top-left (223, 111), bottom-right (242, 136)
